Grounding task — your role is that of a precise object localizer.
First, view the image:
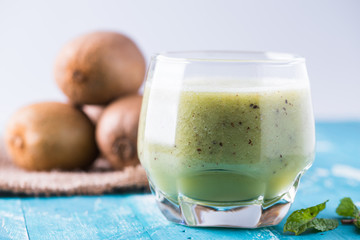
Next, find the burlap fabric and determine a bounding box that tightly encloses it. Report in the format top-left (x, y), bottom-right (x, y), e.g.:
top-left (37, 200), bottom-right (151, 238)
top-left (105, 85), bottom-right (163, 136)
top-left (0, 139), bottom-right (149, 196)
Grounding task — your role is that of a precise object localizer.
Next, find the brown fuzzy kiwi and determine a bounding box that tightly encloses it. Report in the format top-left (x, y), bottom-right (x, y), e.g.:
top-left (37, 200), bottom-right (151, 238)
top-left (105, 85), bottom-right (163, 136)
top-left (96, 95), bottom-right (142, 170)
top-left (54, 31), bottom-right (146, 105)
top-left (5, 102), bottom-right (98, 171)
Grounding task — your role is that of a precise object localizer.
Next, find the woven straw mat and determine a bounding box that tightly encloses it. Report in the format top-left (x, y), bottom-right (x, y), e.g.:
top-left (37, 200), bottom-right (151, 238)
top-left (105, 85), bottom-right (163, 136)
top-left (0, 138), bottom-right (149, 196)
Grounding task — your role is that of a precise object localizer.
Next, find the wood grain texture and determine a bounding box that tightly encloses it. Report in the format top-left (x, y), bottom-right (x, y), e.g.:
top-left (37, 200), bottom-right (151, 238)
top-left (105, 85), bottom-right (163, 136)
top-left (0, 199), bottom-right (29, 240)
top-left (1, 122), bottom-right (360, 239)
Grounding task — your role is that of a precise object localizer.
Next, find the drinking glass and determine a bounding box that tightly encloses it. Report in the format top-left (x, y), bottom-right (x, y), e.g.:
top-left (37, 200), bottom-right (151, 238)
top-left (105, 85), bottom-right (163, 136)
top-left (138, 51), bottom-right (315, 228)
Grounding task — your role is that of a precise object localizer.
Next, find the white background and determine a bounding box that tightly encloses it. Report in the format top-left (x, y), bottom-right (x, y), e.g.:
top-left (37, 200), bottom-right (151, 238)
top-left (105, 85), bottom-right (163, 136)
top-left (0, 0), bottom-right (359, 129)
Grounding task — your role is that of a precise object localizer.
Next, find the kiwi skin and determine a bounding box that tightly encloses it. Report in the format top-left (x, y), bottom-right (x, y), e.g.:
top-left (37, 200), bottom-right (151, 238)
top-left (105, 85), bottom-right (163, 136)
top-left (5, 102), bottom-right (98, 171)
top-left (54, 31), bottom-right (146, 105)
top-left (96, 95), bottom-right (142, 170)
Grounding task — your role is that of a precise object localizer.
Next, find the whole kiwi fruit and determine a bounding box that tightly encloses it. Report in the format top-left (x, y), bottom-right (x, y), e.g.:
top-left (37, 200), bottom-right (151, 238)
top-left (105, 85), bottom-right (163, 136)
top-left (5, 102), bottom-right (98, 171)
top-left (54, 31), bottom-right (146, 105)
top-left (96, 95), bottom-right (142, 170)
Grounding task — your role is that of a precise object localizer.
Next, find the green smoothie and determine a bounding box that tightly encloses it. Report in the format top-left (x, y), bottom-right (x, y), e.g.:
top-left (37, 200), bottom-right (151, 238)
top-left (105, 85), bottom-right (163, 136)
top-left (138, 79), bottom-right (315, 204)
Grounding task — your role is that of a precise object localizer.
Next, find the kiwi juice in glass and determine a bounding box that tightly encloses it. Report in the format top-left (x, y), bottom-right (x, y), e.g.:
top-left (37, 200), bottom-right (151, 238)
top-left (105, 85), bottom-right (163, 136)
top-left (138, 51), bottom-right (315, 228)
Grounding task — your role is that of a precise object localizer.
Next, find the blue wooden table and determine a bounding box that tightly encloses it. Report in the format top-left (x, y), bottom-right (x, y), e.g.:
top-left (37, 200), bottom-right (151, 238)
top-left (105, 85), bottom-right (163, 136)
top-left (1, 122), bottom-right (359, 240)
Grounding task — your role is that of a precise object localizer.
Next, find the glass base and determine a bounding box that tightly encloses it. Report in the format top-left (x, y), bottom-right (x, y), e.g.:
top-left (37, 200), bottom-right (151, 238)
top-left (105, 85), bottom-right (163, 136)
top-left (149, 174), bottom-right (302, 228)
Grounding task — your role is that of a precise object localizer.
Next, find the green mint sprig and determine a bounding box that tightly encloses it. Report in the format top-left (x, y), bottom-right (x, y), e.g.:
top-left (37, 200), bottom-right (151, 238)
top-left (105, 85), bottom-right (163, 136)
top-left (283, 200), bottom-right (339, 235)
top-left (336, 197), bottom-right (360, 229)
top-left (284, 197), bottom-right (360, 236)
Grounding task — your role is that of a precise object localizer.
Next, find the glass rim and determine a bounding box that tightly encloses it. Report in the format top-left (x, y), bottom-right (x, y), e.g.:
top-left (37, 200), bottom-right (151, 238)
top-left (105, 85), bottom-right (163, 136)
top-left (153, 51), bottom-right (305, 64)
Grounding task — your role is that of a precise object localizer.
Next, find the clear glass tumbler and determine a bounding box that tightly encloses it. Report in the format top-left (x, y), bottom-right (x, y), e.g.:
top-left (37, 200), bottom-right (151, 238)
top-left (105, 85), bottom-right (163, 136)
top-left (138, 51), bottom-right (315, 228)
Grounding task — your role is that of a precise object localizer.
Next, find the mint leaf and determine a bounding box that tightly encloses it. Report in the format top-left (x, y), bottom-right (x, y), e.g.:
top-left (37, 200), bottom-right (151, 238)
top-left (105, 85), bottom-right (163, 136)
top-left (284, 200), bottom-right (338, 235)
top-left (285, 200), bottom-right (327, 227)
top-left (336, 197), bottom-right (360, 230)
top-left (355, 216), bottom-right (360, 229)
top-left (310, 218), bottom-right (339, 232)
top-left (336, 197), bottom-right (359, 218)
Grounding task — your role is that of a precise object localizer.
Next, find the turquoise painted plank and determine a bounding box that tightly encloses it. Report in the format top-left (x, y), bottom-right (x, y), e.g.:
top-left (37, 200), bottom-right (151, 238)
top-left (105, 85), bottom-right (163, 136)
top-left (269, 122), bottom-right (360, 239)
top-left (127, 195), bottom-right (281, 239)
top-left (0, 199), bottom-right (29, 240)
top-left (127, 122), bottom-right (360, 239)
top-left (21, 196), bottom-right (152, 240)
top-left (0, 122), bottom-right (359, 239)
